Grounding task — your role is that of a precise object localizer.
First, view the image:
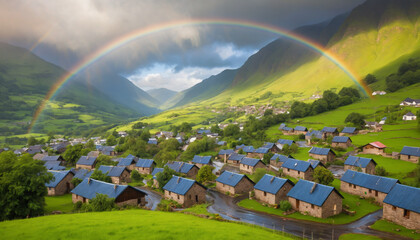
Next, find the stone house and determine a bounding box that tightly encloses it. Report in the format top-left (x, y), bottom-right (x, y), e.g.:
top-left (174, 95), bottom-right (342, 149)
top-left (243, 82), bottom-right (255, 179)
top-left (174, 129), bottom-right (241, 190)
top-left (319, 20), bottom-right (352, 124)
top-left (135, 159), bottom-right (156, 174)
top-left (191, 155), bottom-right (212, 168)
top-left (276, 139), bottom-right (295, 150)
top-left (97, 165), bottom-right (131, 184)
top-left (76, 156), bottom-right (97, 170)
top-left (151, 168), bottom-right (164, 188)
top-left (340, 170), bottom-right (399, 204)
top-left (248, 147), bottom-right (269, 159)
top-left (270, 154), bottom-right (292, 168)
top-left (33, 153), bottom-right (48, 160)
top-left (281, 126), bottom-right (294, 135)
top-left (307, 159), bottom-right (325, 170)
top-left (166, 161), bottom-right (199, 179)
top-left (227, 153), bottom-right (245, 165)
top-left (240, 157), bottom-right (266, 174)
top-left (281, 158), bottom-right (314, 181)
top-left (72, 168), bottom-right (93, 180)
top-left (361, 142), bottom-right (386, 155)
top-left (218, 149), bottom-right (235, 162)
top-left (305, 130), bottom-right (325, 144)
top-left (308, 147), bottom-right (336, 164)
top-left (254, 174), bottom-right (294, 205)
top-left (287, 180), bottom-right (343, 218)
top-left (242, 146), bottom-right (255, 155)
top-left (402, 112), bottom-right (417, 121)
top-left (45, 170), bottom-right (74, 196)
top-left (278, 123), bottom-right (286, 130)
top-left (44, 160), bottom-right (66, 171)
top-left (344, 156), bottom-right (377, 175)
top-left (71, 178), bottom-right (146, 206)
top-left (293, 126), bottom-right (308, 135)
top-left (117, 157), bottom-right (136, 171)
top-left (339, 127), bottom-right (357, 136)
top-left (331, 136), bottom-right (352, 148)
top-left (399, 146), bottom-right (420, 163)
top-left (262, 142), bottom-right (280, 153)
top-left (163, 176), bottom-right (207, 207)
top-left (321, 127), bottom-right (339, 138)
top-left (365, 121), bottom-right (383, 132)
top-left (400, 97), bottom-right (420, 107)
top-left (216, 171), bottom-right (254, 195)
top-left (383, 184), bottom-right (420, 230)
top-left (42, 155), bottom-right (65, 165)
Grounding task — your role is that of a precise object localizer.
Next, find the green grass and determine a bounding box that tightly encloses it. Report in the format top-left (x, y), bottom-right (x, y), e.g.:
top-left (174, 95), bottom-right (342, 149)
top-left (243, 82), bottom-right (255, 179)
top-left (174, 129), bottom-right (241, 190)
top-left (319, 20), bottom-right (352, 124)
top-left (370, 219), bottom-right (420, 240)
top-left (44, 194), bottom-right (74, 214)
top-left (0, 210), bottom-right (295, 240)
top-left (181, 204), bottom-right (213, 216)
top-left (339, 233), bottom-right (382, 240)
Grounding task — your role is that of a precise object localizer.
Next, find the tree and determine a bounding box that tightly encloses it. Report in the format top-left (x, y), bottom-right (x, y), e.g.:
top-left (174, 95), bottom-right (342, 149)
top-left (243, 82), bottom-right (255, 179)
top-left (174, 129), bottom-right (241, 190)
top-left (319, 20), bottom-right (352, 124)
top-left (313, 167), bottom-right (334, 185)
top-left (345, 112), bottom-right (365, 129)
top-left (0, 152), bottom-right (53, 220)
top-left (85, 139), bottom-right (95, 150)
top-left (90, 169), bottom-right (112, 183)
top-left (27, 136), bottom-right (38, 146)
top-left (106, 135), bottom-right (117, 146)
top-left (63, 144), bottom-right (84, 165)
top-left (95, 155), bottom-right (116, 168)
top-left (155, 166), bottom-right (177, 190)
top-left (264, 109), bottom-right (273, 116)
top-left (210, 124), bottom-right (222, 135)
top-left (196, 165), bottom-right (216, 184)
top-left (364, 74), bottom-right (378, 84)
top-left (131, 170), bottom-right (143, 182)
top-left (252, 168), bottom-right (272, 183)
top-left (323, 90), bottom-right (339, 110)
top-left (88, 194), bottom-right (116, 212)
top-left (375, 166), bottom-right (388, 176)
top-left (223, 124), bottom-right (240, 137)
top-left (262, 152), bottom-right (274, 165)
top-left (71, 178), bottom-right (83, 187)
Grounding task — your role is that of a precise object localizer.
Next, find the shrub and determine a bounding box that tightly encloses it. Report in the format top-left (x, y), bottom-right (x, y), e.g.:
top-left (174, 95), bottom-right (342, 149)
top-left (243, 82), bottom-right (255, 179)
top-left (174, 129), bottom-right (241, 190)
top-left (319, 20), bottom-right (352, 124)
top-left (375, 166), bottom-right (388, 176)
top-left (196, 165), bottom-right (216, 184)
top-left (157, 200), bottom-right (181, 211)
top-left (131, 169), bottom-right (143, 182)
top-left (313, 167), bottom-right (334, 185)
top-left (71, 178), bottom-right (83, 187)
top-left (89, 194), bottom-right (116, 212)
top-left (279, 200), bottom-right (292, 211)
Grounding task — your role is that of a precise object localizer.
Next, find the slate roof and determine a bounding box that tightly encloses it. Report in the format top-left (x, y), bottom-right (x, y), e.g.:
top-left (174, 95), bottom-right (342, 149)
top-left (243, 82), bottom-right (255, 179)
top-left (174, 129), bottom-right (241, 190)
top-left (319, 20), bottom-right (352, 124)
top-left (404, 112), bottom-right (415, 116)
top-left (255, 147), bottom-right (269, 154)
top-left (287, 180), bottom-right (343, 207)
top-left (344, 156), bottom-right (376, 168)
top-left (217, 141), bottom-right (227, 146)
top-left (282, 127), bottom-right (293, 131)
top-left (332, 136), bottom-right (351, 143)
top-left (216, 171), bottom-right (253, 187)
top-left (277, 139), bottom-right (294, 146)
top-left (46, 170), bottom-right (73, 188)
top-left (340, 170), bottom-right (399, 193)
top-left (294, 126), bottom-right (307, 131)
top-left (73, 169), bottom-right (93, 180)
top-left (163, 176), bottom-right (205, 195)
top-left (218, 149), bottom-right (235, 155)
top-left (42, 155), bottom-right (62, 161)
top-left (197, 129), bottom-right (211, 134)
top-left (228, 153), bottom-right (245, 161)
top-left (166, 161), bottom-right (196, 174)
top-left (71, 178), bottom-right (145, 200)
top-left (135, 159), bottom-right (155, 168)
top-left (383, 184), bottom-right (420, 213)
top-left (308, 159), bottom-right (324, 169)
top-left (97, 165), bottom-right (127, 177)
top-left (278, 123), bottom-right (286, 130)
top-left (125, 154), bottom-right (136, 160)
top-left (117, 158), bottom-right (135, 167)
top-left (254, 174), bottom-right (294, 194)
top-left (27, 145), bottom-right (43, 154)
top-left (366, 142), bottom-right (386, 149)
top-left (240, 157), bottom-right (264, 167)
top-left (341, 127), bottom-right (357, 134)
top-left (305, 130), bottom-right (323, 139)
top-left (321, 127), bottom-right (338, 133)
top-left (262, 142), bottom-right (275, 149)
top-left (270, 154), bottom-right (291, 163)
top-left (400, 146), bottom-right (420, 157)
top-left (192, 155), bottom-right (212, 165)
top-left (151, 168), bottom-right (164, 176)
top-left (44, 161), bottom-right (65, 170)
top-left (77, 156), bottom-right (97, 166)
top-left (309, 147), bottom-right (334, 156)
top-left (282, 158), bottom-right (312, 172)
top-left (235, 144), bottom-right (245, 150)
top-left (242, 146), bottom-right (255, 153)
top-left (148, 138), bottom-right (158, 145)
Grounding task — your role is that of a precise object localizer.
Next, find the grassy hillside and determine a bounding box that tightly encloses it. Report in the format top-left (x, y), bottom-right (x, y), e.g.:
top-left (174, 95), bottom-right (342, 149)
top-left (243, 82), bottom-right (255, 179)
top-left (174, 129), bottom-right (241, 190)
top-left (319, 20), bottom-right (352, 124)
top-left (0, 210), bottom-right (295, 240)
top-left (146, 88), bottom-right (178, 105)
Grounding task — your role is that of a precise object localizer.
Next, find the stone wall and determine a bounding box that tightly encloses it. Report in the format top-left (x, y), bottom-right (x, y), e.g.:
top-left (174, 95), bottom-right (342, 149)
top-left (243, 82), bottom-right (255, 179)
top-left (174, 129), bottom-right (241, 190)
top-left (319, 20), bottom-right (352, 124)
top-left (47, 173), bottom-right (74, 196)
top-left (240, 162), bottom-right (265, 174)
top-left (331, 141), bottom-right (351, 148)
top-left (340, 181), bottom-right (388, 204)
top-left (383, 203), bottom-right (420, 230)
top-left (254, 182), bottom-right (293, 205)
top-left (400, 154), bottom-right (419, 164)
top-left (344, 162), bottom-right (376, 175)
top-left (216, 178), bottom-right (253, 195)
top-left (309, 153), bottom-right (334, 164)
top-left (76, 164), bottom-right (94, 170)
top-left (186, 167), bottom-right (199, 179)
top-left (283, 167), bottom-right (313, 181)
top-left (362, 145), bottom-right (384, 155)
top-left (136, 166), bottom-right (153, 174)
top-left (288, 191), bottom-right (342, 218)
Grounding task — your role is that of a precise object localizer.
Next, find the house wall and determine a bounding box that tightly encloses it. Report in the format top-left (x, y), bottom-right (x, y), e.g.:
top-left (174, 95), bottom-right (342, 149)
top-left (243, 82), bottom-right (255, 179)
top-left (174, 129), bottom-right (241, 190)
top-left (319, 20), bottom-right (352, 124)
top-left (136, 166), bottom-right (154, 174)
top-left (288, 191), bottom-right (342, 218)
top-left (308, 153), bottom-right (334, 164)
top-left (282, 130), bottom-right (294, 135)
top-left (165, 184), bottom-right (207, 208)
top-left (400, 154), bottom-right (419, 164)
top-left (344, 162), bottom-right (376, 175)
top-left (340, 181), bottom-right (388, 204)
top-left (240, 162), bottom-right (265, 174)
top-left (320, 191), bottom-right (343, 218)
top-left (227, 160), bottom-right (240, 165)
top-left (110, 170), bottom-right (131, 184)
top-left (383, 203), bottom-right (420, 230)
top-left (192, 162), bottom-right (211, 168)
top-left (186, 167), bottom-right (199, 179)
top-left (76, 164), bottom-right (94, 170)
top-left (294, 130), bottom-right (307, 135)
top-left (283, 168), bottom-right (313, 181)
top-left (47, 173), bottom-right (74, 196)
top-left (362, 145), bottom-right (384, 155)
top-left (72, 194), bottom-right (89, 203)
top-left (254, 182), bottom-right (293, 205)
top-left (331, 140), bottom-right (351, 148)
top-left (339, 132), bottom-right (357, 136)
top-left (116, 187), bottom-right (146, 206)
top-left (247, 152), bottom-right (264, 159)
top-left (270, 160), bottom-right (285, 168)
top-left (216, 178), bottom-right (253, 195)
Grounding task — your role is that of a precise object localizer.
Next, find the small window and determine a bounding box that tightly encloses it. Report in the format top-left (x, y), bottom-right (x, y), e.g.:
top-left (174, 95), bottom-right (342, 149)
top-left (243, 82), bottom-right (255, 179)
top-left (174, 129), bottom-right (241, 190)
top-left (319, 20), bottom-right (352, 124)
top-left (369, 189), bottom-right (372, 193)
top-left (404, 209), bottom-right (410, 219)
top-left (311, 204), bottom-right (314, 209)
top-left (189, 195), bottom-right (192, 200)
top-left (298, 171), bottom-right (300, 174)
top-left (392, 206), bottom-right (396, 211)
top-left (353, 184), bottom-right (356, 189)
top-left (263, 191), bottom-right (267, 196)
top-left (287, 169), bottom-right (290, 172)
top-left (348, 183), bottom-right (351, 187)
top-left (177, 195), bottom-right (180, 200)
top-left (375, 190), bottom-right (378, 197)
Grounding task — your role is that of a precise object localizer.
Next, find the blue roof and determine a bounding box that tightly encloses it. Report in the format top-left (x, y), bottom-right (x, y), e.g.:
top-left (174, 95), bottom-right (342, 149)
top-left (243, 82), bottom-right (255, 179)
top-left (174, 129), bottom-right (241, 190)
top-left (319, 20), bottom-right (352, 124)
top-left (235, 144), bottom-right (245, 150)
top-left (219, 149), bottom-right (235, 155)
top-left (341, 127), bottom-right (356, 133)
top-left (163, 176), bottom-right (205, 195)
top-left (242, 146), bottom-right (255, 153)
top-left (135, 159), bottom-right (155, 168)
top-left (228, 153), bottom-right (245, 161)
top-left (197, 129), bottom-right (211, 134)
top-left (262, 142), bottom-right (275, 149)
top-left (166, 161), bottom-right (196, 174)
top-left (46, 170), bottom-right (73, 188)
top-left (192, 155), bottom-right (212, 164)
top-left (73, 169), bottom-right (92, 180)
top-left (125, 154), bottom-right (136, 160)
top-left (151, 168), bottom-right (164, 176)
top-left (42, 155), bottom-right (61, 161)
top-left (305, 130), bottom-right (323, 139)
top-left (344, 156), bottom-right (376, 168)
top-left (341, 170), bottom-right (399, 193)
top-left (216, 171), bottom-right (253, 187)
top-left (282, 158), bottom-right (312, 172)
top-left (148, 138), bottom-right (158, 144)
top-left (309, 147), bottom-right (333, 156)
top-left (97, 165), bottom-right (127, 177)
top-left (287, 180), bottom-right (342, 206)
top-left (294, 126), bottom-right (307, 131)
top-left (44, 161), bottom-right (65, 170)
top-left (255, 147), bottom-right (269, 154)
top-left (278, 123), bottom-right (286, 130)
top-left (270, 154), bottom-right (291, 163)
top-left (77, 156), bottom-right (97, 166)
top-left (383, 184), bottom-right (420, 213)
top-left (282, 127), bottom-right (293, 131)
top-left (254, 174), bottom-right (294, 194)
top-left (217, 141), bottom-right (227, 146)
top-left (117, 158), bottom-right (135, 166)
top-left (400, 146), bottom-right (420, 157)
top-left (332, 136), bottom-right (350, 143)
top-left (322, 127), bottom-right (337, 133)
top-left (277, 139), bottom-right (294, 146)
top-left (308, 159), bottom-right (324, 169)
top-left (71, 178), bottom-right (145, 199)
top-left (240, 157), bottom-right (263, 167)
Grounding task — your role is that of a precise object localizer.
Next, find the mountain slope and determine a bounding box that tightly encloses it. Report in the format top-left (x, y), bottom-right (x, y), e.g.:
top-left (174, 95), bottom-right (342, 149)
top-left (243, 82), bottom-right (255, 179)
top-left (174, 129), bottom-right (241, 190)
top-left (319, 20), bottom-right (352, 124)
top-left (146, 88), bottom-right (177, 105)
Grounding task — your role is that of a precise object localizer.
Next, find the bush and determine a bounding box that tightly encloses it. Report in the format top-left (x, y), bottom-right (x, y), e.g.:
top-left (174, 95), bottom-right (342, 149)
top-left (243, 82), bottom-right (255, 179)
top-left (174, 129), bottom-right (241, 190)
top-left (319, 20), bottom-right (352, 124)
top-left (89, 194), bottom-right (116, 211)
top-left (313, 167), bottom-right (334, 185)
top-left (71, 178), bottom-right (83, 187)
top-left (196, 165), bottom-right (216, 184)
top-left (279, 200), bottom-right (292, 211)
top-left (131, 170), bottom-right (143, 182)
top-left (157, 200), bottom-right (181, 211)
top-left (375, 166), bottom-right (388, 176)
top-left (90, 169), bottom-right (112, 183)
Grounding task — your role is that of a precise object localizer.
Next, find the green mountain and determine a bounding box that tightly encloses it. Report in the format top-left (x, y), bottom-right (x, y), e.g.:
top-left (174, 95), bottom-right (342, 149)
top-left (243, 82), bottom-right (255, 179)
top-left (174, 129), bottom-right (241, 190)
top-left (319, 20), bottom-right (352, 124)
top-left (146, 88), bottom-right (178, 105)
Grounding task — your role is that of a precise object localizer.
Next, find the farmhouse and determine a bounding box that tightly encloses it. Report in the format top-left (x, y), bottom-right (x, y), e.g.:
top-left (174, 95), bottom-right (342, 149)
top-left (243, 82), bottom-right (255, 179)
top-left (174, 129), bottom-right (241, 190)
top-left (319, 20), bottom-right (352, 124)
top-left (308, 147), bottom-right (336, 163)
top-left (76, 156), bottom-right (97, 170)
top-left (340, 127), bottom-right (357, 136)
top-left (166, 161), bottom-right (199, 179)
top-left (305, 130), bottom-right (325, 144)
top-left (402, 112), bottom-right (417, 121)
top-left (278, 123), bottom-right (286, 130)
top-left (344, 156), bottom-right (377, 174)
top-left (340, 170), bottom-right (399, 204)
top-left (191, 155), bottom-right (212, 168)
top-left (218, 149), bottom-right (235, 162)
top-left (163, 176), bottom-right (207, 207)
top-left (383, 184), bottom-right (420, 230)
top-left (135, 159), bottom-right (156, 174)
top-left (46, 170), bottom-right (74, 196)
top-left (400, 97), bottom-right (420, 107)
top-left (117, 157), bottom-right (136, 171)
top-left (216, 171), bottom-right (254, 195)
top-left (400, 146), bottom-right (420, 163)
top-left (262, 142), bottom-right (279, 153)
top-left (270, 154), bottom-right (291, 168)
top-left (250, 147), bottom-right (269, 159)
top-left (71, 178), bottom-right (146, 206)
top-left (97, 165), bottom-right (131, 184)
top-left (281, 158), bottom-right (314, 180)
top-left (282, 126), bottom-right (294, 135)
top-left (240, 157), bottom-right (266, 174)
top-left (98, 146), bottom-right (115, 156)
top-left (294, 126), bottom-right (308, 135)
top-left (228, 153), bottom-right (245, 164)
top-left (41, 155), bottom-right (65, 164)
top-left (26, 145), bottom-right (44, 155)
top-left (254, 174), bottom-right (294, 205)
top-left (331, 136), bottom-right (352, 148)
top-left (307, 159), bottom-right (325, 170)
top-left (44, 161), bottom-right (66, 170)
top-left (33, 153), bottom-right (48, 160)
top-left (276, 139), bottom-right (295, 150)
top-left (151, 168), bottom-right (164, 188)
top-left (287, 180), bottom-right (343, 218)
top-left (148, 138), bottom-right (158, 145)
top-left (361, 142), bottom-right (386, 155)
top-left (321, 127), bottom-right (339, 138)
top-left (365, 121), bottom-right (383, 132)
top-left (242, 146), bottom-right (255, 155)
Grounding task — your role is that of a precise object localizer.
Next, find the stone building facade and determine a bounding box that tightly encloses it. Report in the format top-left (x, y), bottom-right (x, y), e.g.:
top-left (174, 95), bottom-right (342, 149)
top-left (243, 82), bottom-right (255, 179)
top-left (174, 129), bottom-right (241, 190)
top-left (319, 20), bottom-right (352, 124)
top-left (164, 183), bottom-right (207, 208)
top-left (254, 181), bottom-right (294, 205)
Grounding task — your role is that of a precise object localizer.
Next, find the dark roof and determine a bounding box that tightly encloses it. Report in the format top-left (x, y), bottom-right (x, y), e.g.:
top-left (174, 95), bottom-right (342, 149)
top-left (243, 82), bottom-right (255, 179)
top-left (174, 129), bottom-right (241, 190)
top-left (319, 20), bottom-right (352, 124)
top-left (262, 142), bottom-right (275, 149)
top-left (294, 126), bottom-right (307, 131)
top-left (117, 158), bottom-right (135, 166)
top-left (219, 149), bottom-right (235, 155)
top-left (240, 157), bottom-right (264, 167)
top-left (148, 138), bottom-right (158, 144)
top-left (27, 145), bottom-right (43, 154)
top-left (282, 158), bottom-right (312, 172)
top-left (305, 130), bottom-right (323, 139)
top-left (125, 154), bottom-right (136, 160)
top-left (163, 176), bottom-right (205, 195)
top-left (217, 141), bottom-right (227, 146)
top-left (278, 123), bottom-right (286, 130)
top-left (344, 156), bottom-right (376, 168)
top-left (235, 144), bottom-right (245, 150)
top-left (270, 154), bottom-right (291, 163)
top-left (166, 161), bottom-right (196, 174)
top-left (383, 184), bottom-right (420, 214)
top-left (42, 155), bottom-right (61, 161)
top-left (76, 156), bottom-right (97, 166)
top-left (282, 127), bottom-right (293, 131)
top-left (332, 136), bottom-right (351, 143)
top-left (254, 174), bottom-right (294, 194)
top-left (321, 127), bottom-right (338, 133)
top-left (340, 170), bottom-right (399, 193)
top-left (135, 159), bottom-right (155, 168)
top-left (197, 129), bottom-right (211, 134)
top-left (97, 165), bottom-right (127, 177)
top-left (228, 153), bottom-right (245, 161)
top-left (242, 146), bottom-right (255, 153)
top-left (404, 112), bottom-right (415, 116)
top-left (46, 170), bottom-right (73, 188)
top-left (216, 171), bottom-right (253, 187)
top-left (287, 180), bottom-right (343, 206)
top-left (192, 155), bottom-right (212, 164)
top-left (277, 139), bottom-right (294, 146)
top-left (341, 127), bottom-right (356, 134)
top-left (44, 161), bottom-right (65, 170)
top-left (71, 178), bottom-right (145, 199)
top-left (151, 168), bottom-right (164, 176)
top-left (400, 146), bottom-right (420, 157)
top-left (309, 147), bottom-right (334, 156)
top-left (73, 169), bottom-right (93, 180)
top-left (255, 147), bottom-right (269, 154)
top-left (307, 159), bottom-right (324, 169)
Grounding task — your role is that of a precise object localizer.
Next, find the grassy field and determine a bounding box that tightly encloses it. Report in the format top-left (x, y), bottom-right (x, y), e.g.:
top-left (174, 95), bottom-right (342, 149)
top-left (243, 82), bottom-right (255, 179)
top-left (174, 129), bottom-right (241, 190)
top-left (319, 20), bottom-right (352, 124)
top-left (0, 210), bottom-right (296, 240)
top-left (44, 194), bottom-right (74, 214)
top-left (338, 233), bottom-right (382, 240)
top-left (370, 219), bottom-right (420, 240)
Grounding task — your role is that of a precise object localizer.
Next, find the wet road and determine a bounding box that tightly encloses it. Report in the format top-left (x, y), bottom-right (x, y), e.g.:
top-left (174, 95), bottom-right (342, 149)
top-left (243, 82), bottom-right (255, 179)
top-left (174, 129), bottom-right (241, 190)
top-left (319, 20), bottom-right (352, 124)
top-left (137, 187), bottom-right (162, 210)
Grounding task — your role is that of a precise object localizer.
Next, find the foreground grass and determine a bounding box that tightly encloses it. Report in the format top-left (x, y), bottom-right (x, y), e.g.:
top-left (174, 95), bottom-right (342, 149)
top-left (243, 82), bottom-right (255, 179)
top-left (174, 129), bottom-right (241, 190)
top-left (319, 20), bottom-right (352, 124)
top-left (44, 194), bottom-right (73, 214)
top-left (370, 219), bottom-right (420, 240)
top-left (181, 204), bottom-right (214, 216)
top-left (339, 233), bottom-right (382, 240)
top-left (0, 210), bottom-right (295, 240)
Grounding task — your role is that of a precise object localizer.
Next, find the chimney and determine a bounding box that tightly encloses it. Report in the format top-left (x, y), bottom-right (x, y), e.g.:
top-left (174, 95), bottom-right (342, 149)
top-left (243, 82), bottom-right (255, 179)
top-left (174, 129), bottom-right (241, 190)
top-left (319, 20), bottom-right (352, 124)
top-left (270, 176), bottom-right (275, 183)
top-left (310, 183), bottom-right (317, 193)
top-left (177, 177), bottom-right (180, 184)
top-left (114, 184), bottom-right (117, 190)
top-left (88, 178), bottom-right (91, 184)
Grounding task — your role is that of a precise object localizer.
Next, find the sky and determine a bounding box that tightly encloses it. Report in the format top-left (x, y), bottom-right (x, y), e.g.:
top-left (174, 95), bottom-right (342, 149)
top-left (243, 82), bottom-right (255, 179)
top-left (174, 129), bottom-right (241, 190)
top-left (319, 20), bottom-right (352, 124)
top-left (0, 0), bottom-right (365, 91)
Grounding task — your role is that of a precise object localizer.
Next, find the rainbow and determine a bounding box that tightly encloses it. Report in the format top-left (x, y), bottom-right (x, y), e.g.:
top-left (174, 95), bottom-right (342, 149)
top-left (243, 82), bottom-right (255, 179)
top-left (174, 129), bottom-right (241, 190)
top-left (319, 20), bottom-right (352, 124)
top-left (28, 18), bottom-right (371, 133)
